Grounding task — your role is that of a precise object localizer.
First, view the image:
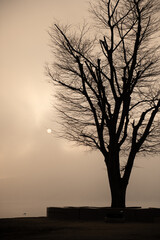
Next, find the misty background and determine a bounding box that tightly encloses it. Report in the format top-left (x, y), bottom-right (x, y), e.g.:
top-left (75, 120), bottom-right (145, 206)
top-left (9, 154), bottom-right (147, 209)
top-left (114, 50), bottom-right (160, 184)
top-left (0, 0), bottom-right (160, 218)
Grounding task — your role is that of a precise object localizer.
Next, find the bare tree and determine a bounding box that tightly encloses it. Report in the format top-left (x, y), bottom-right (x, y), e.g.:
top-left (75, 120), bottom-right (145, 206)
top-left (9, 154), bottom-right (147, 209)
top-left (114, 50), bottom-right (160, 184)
top-left (47, 0), bottom-right (160, 208)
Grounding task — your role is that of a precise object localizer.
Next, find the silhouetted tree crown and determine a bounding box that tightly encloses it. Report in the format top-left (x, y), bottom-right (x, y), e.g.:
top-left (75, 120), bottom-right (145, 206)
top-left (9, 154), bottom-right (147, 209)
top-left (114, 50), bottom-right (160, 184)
top-left (47, 0), bottom-right (160, 208)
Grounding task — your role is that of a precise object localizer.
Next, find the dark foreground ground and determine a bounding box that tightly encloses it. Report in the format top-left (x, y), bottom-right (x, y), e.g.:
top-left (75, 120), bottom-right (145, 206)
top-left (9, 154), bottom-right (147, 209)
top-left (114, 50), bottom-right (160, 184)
top-left (0, 217), bottom-right (160, 240)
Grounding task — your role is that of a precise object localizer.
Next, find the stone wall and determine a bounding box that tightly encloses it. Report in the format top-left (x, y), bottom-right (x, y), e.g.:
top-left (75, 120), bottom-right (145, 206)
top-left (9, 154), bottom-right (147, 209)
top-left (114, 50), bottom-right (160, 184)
top-left (47, 207), bottom-right (160, 222)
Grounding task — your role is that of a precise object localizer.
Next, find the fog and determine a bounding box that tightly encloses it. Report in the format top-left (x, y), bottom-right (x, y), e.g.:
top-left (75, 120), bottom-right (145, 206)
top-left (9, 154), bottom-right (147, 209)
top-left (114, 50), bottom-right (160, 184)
top-left (0, 0), bottom-right (160, 218)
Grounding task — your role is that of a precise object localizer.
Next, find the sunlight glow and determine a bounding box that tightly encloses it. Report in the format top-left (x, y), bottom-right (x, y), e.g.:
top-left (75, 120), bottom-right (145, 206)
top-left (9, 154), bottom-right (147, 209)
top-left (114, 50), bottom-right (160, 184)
top-left (47, 128), bottom-right (52, 134)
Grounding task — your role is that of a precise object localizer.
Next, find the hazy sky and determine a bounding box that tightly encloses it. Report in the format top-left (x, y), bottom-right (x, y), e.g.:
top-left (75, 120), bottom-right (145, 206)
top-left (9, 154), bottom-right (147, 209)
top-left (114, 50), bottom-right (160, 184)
top-left (0, 0), bottom-right (160, 218)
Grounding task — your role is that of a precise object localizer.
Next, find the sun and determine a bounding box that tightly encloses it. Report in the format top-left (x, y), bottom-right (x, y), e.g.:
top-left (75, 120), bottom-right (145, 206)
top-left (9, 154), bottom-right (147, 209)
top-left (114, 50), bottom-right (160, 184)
top-left (47, 128), bottom-right (52, 134)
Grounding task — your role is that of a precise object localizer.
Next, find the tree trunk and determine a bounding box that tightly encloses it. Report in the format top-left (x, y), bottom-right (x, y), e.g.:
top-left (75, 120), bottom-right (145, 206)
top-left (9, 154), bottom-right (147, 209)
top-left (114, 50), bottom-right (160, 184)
top-left (110, 182), bottom-right (127, 208)
top-left (105, 154), bottom-right (128, 208)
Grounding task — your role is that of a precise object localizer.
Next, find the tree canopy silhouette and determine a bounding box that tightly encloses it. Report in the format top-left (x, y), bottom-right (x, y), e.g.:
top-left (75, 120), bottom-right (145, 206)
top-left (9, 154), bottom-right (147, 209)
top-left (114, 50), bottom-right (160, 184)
top-left (47, 0), bottom-right (160, 208)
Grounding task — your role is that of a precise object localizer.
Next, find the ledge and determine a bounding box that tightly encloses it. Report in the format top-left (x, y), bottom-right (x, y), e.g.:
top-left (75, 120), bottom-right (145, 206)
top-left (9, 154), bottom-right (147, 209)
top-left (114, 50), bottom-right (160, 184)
top-left (47, 207), bottom-right (160, 222)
